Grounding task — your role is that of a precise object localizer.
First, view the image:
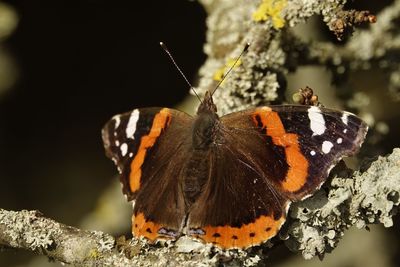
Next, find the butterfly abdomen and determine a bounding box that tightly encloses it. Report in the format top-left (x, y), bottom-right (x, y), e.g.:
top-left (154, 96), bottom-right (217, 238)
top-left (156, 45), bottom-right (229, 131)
top-left (182, 151), bottom-right (210, 206)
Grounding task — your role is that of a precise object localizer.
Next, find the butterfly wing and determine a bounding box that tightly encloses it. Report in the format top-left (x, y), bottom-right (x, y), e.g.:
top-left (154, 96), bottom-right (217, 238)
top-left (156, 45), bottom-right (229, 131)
top-left (187, 105), bottom-right (367, 249)
top-left (248, 105), bottom-right (368, 200)
top-left (102, 107), bottom-right (193, 241)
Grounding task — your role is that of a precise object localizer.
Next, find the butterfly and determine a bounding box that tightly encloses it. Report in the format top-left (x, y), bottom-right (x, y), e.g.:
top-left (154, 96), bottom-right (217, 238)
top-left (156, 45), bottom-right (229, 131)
top-left (101, 88), bottom-right (368, 249)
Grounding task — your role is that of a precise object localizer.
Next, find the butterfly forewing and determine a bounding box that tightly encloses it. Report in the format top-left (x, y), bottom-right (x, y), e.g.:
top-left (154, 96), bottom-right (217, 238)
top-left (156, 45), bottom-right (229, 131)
top-left (102, 107), bottom-right (193, 240)
top-left (221, 105), bottom-right (368, 200)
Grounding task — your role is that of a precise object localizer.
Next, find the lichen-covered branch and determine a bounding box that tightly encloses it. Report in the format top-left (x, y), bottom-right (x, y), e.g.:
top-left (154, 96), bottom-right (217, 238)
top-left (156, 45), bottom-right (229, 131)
top-left (1, 149), bottom-right (399, 266)
top-left (296, 0), bottom-right (400, 91)
top-left (0, 209), bottom-right (120, 266)
top-left (285, 148), bottom-right (400, 259)
top-left (196, 0), bottom-right (395, 115)
top-left (0, 209), bottom-right (257, 266)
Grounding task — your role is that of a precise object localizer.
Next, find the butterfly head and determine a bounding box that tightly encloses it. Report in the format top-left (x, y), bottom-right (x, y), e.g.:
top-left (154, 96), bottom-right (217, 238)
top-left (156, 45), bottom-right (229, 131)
top-left (197, 90), bottom-right (217, 115)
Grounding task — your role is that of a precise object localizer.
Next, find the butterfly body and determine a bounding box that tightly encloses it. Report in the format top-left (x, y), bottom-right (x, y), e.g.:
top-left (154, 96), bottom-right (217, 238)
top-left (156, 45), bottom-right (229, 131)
top-left (102, 90), bottom-right (368, 249)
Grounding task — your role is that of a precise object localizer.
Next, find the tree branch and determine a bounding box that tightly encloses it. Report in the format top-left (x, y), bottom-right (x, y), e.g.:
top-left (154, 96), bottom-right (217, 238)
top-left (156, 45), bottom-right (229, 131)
top-left (196, 0), bottom-right (398, 114)
top-left (0, 209), bottom-right (121, 266)
top-left (285, 148), bottom-right (400, 259)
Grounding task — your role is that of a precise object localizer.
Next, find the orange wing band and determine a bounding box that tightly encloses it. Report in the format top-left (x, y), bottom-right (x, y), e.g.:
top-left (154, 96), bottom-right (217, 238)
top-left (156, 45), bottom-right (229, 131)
top-left (253, 107), bottom-right (309, 192)
top-left (129, 108), bottom-right (171, 193)
top-left (191, 215), bottom-right (285, 249)
top-left (132, 212), bottom-right (162, 241)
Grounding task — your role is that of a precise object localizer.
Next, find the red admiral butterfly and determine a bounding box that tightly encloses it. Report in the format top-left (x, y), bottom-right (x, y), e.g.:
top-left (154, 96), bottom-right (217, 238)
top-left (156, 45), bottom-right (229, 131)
top-left (101, 44), bottom-right (368, 249)
top-left (102, 91), bottom-right (367, 249)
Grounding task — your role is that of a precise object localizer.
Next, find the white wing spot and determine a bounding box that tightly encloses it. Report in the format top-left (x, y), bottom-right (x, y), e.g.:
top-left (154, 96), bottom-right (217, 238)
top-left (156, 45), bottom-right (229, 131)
top-left (341, 113), bottom-right (349, 125)
top-left (308, 106), bottom-right (326, 136)
top-left (343, 129), bottom-right (348, 134)
top-left (115, 140), bottom-right (120, 146)
top-left (120, 143), bottom-right (128, 156)
top-left (322, 141), bottom-right (334, 154)
top-left (310, 150), bottom-right (316, 156)
top-left (129, 152), bottom-right (133, 157)
top-left (126, 109), bottom-right (140, 139)
top-left (337, 137), bottom-right (343, 144)
top-left (113, 116), bottom-right (121, 129)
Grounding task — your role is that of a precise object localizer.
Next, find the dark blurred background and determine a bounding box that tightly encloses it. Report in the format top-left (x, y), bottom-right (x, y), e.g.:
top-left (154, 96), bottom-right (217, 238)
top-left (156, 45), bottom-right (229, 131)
top-left (0, 1), bottom-right (205, 265)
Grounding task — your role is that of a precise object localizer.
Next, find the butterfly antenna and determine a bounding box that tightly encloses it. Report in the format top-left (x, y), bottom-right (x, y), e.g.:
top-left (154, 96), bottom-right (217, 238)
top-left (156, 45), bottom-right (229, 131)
top-left (210, 42), bottom-right (250, 96)
top-left (159, 42), bottom-right (202, 103)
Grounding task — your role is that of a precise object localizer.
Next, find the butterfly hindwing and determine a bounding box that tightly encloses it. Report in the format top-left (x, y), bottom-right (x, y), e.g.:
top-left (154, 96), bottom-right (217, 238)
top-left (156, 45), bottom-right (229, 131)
top-left (187, 123), bottom-right (289, 248)
top-left (102, 107), bottom-right (193, 240)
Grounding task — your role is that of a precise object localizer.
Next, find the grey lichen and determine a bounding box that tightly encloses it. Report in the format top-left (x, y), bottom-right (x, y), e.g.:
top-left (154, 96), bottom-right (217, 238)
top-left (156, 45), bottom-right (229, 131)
top-left (197, 0), bottom-right (286, 114)
top-left (0, 209), bottom-right (116, 266)
top-left (286, 148), bottom-right (400, 259)
top-left (0, 210), bottom-right (59, 250)
top-left (196, 0), bottom-right (388, 116)
top-left (304, 1), bottom-right (400, 67)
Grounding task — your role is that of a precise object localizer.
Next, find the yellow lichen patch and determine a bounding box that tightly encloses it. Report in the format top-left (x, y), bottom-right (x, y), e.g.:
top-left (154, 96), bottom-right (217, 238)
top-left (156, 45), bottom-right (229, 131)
top-left (252, 0), bottom-right (287, 29)
top-left (88, 249), bottom-right (99, 259)
top-left (213, 58), bottom-right (242, 82)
